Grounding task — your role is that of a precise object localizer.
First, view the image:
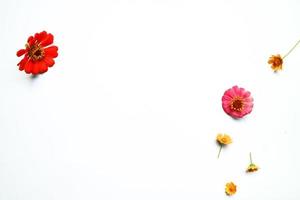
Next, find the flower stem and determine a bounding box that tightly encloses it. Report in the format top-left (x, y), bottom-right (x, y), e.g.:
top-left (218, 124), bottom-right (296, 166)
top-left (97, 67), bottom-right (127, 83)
top-left (283, 38), bottom-right (300, 59)
top-left (217, 145), bottom-right (222, 158)
top-left (250, 152), bottom-right (253, 164)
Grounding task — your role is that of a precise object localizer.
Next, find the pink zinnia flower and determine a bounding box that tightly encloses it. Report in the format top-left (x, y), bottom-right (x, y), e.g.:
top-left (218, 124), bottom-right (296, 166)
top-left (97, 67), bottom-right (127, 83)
top-left (222, 86), bottom-right (254, 119)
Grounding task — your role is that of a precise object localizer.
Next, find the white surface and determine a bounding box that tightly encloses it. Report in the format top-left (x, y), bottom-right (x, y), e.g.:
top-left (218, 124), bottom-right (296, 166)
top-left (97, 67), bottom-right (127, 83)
top-left (1, 0), bottom-right (300, 199)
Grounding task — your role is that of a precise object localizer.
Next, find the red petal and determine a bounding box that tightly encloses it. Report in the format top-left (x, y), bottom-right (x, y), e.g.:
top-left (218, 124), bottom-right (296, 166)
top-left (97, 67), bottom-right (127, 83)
top-left (32, 62), bottom-right (42, 75)
top-left (17, 57), bottom-right (28, 71)
top-left (39, 62), bottom-right (48, 73)
top-left (44, 57), bottom-right (55, 67)
top-left (40, 33), bottom-right (53, 47)
top-left (44, 46), bottom-right (58, 58)
top-left (27, 36), bottom-right (35, 46)
top-left (24, 60), bottom-right (34, 74)
top-left (35, 31), bottom-right (47, 43)
top-left (16, 49), bottom-right (26, 57)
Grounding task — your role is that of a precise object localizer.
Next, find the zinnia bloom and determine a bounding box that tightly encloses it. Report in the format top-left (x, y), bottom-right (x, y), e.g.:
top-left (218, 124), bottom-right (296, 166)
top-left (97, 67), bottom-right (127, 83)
top-left (216, 134), bottom-right (232, 158)
top-left (268, 54), bottom-right (283, 72)
top-left (246, 152), bottom-right (259, 173)
top-left (17, 31), bottom-right (58, 75)
top-left (222, 86), bottom-right (254, 119)
top-left (225, 182), bottom-right (237, 196)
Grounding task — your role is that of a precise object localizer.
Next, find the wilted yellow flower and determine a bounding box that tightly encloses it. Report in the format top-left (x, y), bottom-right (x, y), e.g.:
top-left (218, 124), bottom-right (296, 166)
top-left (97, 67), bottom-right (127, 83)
top-left (246, 164), bottom-right (259, 172)
top-left (216, 134), bottom-right (232, 158)
top-left (225, 182), bottom-right (237, 196)
top-left (268, 54), bottom-right (283, 72)
top-left (216, 134), bottom-right (232, 145)
top-left (246, 152), bottom-right (259, 173)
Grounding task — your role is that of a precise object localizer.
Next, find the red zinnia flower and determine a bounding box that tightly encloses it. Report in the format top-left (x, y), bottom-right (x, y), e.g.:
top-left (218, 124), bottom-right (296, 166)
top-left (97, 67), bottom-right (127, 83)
top-left (17, 31), bottom-right (58, 75)
top-left (222, 86), bottom-right (254, 119)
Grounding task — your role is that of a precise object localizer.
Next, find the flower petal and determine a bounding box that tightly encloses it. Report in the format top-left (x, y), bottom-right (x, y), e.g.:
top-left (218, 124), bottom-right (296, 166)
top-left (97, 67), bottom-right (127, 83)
top-left (27, 36), bottom-right (34, 45)
top-left (17, 57), bottom-right (28, 71)
top-left (222, 104), bottom-right (232, 114)
top-left (16, 49), bottom-right (26, 57)
top-left (44, 46), bottom-right (58, 58)
top-left (44, 57), bottom-right (55, 67)
top-left (242, 91), bottom-right (251, 98)
top-left (39, 62), bottom-right (48, 73)
top-left (32, 62), bottom-right (42, 75)
top-left (233, 86), bottom-right (244, 96)
top-left (228, 88), bottom-right (237, 98)
top-left (40, 33), bottom-right (54, 47)
top-left (222, 94), bottom-right (232, 101)
top-left (35, 31), bottom-right (47, 43)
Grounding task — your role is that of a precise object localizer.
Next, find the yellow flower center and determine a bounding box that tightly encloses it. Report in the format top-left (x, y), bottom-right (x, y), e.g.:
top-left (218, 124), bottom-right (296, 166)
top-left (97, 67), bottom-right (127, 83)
top-left (231, 97), bottom-right (244, 112)
top-left (26, 43), bottom-right (45, 61)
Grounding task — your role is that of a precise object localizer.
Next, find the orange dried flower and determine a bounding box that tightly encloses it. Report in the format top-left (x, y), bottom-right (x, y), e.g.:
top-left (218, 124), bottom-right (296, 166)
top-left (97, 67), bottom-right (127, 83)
top-left (268, 39), bottom-right (300, 72)
top-left (216, 134), bottom-right (232, 158)
top-left (225, 182), bottom-right (237, 196)
top-left (268, 54), bottom-right (283, 72)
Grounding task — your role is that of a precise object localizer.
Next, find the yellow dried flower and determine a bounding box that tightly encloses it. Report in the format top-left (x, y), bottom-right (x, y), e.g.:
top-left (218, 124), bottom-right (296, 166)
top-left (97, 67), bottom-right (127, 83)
top-left (216, 134), bottom-right (232, 158)
top-left (225, 182), bottom-right (237, 196)
top-left (247, 164), bottom-right (259, 172)
top-left (216, 134), bottom-right (232, 145)
top-left (246, 152), bottom-right (259, 173)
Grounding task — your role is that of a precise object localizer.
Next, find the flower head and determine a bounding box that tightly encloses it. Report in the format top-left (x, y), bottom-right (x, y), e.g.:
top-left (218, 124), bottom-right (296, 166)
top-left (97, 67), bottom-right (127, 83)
top-left (216, 134), bottom-right (232, 158)
top-left (268, 39), bottom-right (300, 72)
top-left (246, 164), bottom-right (259, 172)
top-left (246, 153), bottom-right (259, 173)
top-left (268, 54), bottom-right (283, 72)
top-left (216, 134), bottom-right (232, 145)
top-left (225, 182), bottom-right (237, 196)
top-left (17, 31), bottom-right (58, 75)
top-left (222, 86), bottom-right (254, 119)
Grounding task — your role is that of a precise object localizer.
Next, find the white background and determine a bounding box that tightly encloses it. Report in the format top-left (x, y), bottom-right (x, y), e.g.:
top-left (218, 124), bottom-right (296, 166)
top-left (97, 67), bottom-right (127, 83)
top-left (1, 0), bottom-right (300, 199)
